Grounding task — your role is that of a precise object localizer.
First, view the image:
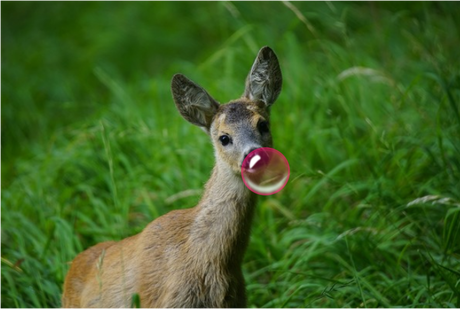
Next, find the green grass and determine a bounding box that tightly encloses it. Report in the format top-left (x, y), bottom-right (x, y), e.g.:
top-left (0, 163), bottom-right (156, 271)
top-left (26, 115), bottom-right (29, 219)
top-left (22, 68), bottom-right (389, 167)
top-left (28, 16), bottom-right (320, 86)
top-left (2, 2), bottom-right (460, 308)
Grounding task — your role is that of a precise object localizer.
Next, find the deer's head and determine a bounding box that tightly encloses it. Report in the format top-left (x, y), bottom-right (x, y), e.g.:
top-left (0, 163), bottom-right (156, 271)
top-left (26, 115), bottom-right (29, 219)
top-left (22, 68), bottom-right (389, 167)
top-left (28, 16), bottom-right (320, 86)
top-left (172, 47), bottom-right (282, 176)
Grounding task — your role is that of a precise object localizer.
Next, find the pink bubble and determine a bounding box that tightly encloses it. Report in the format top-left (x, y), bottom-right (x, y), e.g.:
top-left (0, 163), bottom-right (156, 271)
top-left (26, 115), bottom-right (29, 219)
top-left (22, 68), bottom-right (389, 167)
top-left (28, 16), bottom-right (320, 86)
top-left (241, 147), bottom-right (290, 195)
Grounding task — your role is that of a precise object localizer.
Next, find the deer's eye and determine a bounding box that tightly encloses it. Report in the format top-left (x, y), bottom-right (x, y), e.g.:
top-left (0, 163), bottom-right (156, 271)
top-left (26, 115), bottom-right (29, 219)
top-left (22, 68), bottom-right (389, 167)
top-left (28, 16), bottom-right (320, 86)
top-left (258, 121), bottom-right (270, 134)
top-left (219, 135), bottom-right (231, 146)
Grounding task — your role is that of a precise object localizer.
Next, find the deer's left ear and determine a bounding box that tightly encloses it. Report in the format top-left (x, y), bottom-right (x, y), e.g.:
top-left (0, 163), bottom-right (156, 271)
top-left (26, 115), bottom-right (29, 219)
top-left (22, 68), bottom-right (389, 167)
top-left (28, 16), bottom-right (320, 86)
top-left (171, 74), bottom-right (220, 132)
top-left (243, 46), bottom-right (282, 107)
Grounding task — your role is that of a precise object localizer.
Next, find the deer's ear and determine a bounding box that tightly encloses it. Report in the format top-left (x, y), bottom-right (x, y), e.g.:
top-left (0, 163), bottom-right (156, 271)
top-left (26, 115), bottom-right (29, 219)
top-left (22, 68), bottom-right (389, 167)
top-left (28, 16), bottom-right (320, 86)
top-left (243, 46), bottom-right (282, 107)
top-left (171, 74), bottom-right (220, 131)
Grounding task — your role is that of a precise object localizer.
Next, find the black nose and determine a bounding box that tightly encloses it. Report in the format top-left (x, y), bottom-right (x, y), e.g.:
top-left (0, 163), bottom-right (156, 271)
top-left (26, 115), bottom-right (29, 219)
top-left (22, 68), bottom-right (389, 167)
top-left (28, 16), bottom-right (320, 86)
top-left (242, 147), bottom-right (259, 166)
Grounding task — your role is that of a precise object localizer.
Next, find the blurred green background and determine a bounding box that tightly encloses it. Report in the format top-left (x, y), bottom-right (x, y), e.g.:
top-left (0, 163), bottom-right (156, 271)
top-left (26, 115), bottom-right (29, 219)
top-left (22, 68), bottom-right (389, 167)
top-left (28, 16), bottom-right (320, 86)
top-left (2, 2), bottom-right (459, 308)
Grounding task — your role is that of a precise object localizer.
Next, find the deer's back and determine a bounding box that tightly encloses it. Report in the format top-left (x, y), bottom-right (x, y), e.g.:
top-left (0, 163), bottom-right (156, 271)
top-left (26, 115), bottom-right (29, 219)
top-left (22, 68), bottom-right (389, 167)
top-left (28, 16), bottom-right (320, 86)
top-left (62, 207), bottom-right (245, 307)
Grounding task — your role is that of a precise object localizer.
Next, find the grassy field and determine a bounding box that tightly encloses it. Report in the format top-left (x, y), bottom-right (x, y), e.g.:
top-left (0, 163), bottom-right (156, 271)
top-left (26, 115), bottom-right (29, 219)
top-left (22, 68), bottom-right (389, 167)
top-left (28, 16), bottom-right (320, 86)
top-left (2, 2), bottom-right (460, 308)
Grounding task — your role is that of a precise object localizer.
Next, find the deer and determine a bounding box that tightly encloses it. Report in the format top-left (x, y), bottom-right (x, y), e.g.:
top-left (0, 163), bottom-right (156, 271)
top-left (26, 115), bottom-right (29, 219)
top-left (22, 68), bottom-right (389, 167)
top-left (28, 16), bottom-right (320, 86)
top-left (62, 46), bottom-right (282, 308)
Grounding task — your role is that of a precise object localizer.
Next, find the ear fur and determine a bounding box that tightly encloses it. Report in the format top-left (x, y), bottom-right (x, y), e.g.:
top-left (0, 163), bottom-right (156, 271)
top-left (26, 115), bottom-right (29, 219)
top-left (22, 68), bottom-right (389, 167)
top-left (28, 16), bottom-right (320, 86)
top-left (243, 46), bottom-right (282, 107)
top-left (171, 74), bottom-right (220, 130)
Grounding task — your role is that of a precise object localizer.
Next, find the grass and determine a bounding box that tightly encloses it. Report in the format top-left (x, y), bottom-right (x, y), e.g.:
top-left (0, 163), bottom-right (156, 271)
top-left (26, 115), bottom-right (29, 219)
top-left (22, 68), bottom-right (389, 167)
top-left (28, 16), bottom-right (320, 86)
top-left (2, 2), bottom-right (460, 307)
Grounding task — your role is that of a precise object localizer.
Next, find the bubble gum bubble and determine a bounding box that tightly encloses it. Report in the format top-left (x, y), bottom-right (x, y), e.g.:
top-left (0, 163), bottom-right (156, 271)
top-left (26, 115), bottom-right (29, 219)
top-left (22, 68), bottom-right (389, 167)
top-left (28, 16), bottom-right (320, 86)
top-left (241, 147), bottom-right (290, 195)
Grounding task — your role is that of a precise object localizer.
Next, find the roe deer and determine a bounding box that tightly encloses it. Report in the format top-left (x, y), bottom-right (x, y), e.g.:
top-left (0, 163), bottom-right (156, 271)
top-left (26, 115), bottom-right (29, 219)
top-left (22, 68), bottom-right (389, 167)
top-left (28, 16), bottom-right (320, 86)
top-left (62, 46), bottom-right (282, 308)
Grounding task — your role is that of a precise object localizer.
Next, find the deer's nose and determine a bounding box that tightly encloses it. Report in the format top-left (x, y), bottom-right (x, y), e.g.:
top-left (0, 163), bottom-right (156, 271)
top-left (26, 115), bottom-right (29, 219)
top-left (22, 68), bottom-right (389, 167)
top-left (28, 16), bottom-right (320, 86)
top-left (242, 147), bottom-right (259, 166)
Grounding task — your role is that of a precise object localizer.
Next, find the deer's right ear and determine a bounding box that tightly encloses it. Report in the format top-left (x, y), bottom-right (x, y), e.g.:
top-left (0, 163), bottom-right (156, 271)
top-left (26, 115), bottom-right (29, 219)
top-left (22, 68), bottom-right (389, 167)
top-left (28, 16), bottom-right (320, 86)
top-left (243, 46), bottom-right (282, 107)
top-left (171, 74), bottom-right (220, 131)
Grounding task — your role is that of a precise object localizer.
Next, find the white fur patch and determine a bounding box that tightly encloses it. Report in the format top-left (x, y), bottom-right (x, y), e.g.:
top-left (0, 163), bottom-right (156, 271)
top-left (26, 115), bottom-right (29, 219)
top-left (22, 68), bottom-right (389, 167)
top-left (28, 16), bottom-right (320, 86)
top-left (218, 113), bottom-right (226, 122)
top-left (246, 105), bottom-right (258, 112)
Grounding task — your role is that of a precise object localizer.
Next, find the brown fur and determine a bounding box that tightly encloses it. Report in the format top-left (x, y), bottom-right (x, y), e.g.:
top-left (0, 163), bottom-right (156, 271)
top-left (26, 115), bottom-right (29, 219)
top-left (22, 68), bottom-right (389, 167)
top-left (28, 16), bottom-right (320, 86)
top-left (62, 46), bottom-right (282, 308)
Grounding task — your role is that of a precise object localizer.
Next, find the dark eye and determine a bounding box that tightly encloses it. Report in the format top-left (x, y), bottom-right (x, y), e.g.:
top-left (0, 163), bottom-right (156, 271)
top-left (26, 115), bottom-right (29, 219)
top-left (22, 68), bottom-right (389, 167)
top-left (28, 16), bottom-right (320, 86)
top-left (258, 121), bottom-right (270, 134)
top-left (219, 135), bottom-right (231, 146)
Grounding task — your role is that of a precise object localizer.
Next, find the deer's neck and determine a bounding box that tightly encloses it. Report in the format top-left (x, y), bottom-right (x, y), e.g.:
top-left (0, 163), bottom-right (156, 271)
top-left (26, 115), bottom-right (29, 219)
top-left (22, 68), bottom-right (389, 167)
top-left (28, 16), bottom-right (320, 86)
top-left (190, 164), bottom-right (257, 267)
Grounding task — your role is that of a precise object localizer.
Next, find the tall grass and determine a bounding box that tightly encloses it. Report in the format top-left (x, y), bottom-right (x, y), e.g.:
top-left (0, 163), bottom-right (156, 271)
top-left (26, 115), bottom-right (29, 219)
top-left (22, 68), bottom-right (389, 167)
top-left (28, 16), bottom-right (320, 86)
top-left (2, 2), bottom-right (459, 307)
